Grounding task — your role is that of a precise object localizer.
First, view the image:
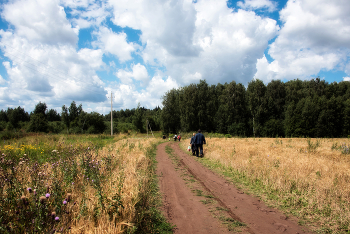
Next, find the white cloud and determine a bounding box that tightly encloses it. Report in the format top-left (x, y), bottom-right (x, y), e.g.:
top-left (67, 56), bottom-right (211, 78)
top-left (116, 63), bottom-right (149, 85)
top-left (93, 27), bottom-right (137, 62)
top-left (237, 0), bottom-right (278, 12)
top-left (2, 0), bottom-right (78, 45)
top-left (0, 75), bottom-right (6, 85)
top-left (146, 75), bottom-right (179, 99)
top-left (0, 0), bottom-right (107, 110)
top-left (109, 0), bottom-right (279, 86)
top-left (61, 0), bottom-right (110, 29)
top-left (256, 0), bottom-right (350, 82)
top-left (96, 75), bottom-right (179, 113)
top-left (344, 77), bottom-right (350, 82)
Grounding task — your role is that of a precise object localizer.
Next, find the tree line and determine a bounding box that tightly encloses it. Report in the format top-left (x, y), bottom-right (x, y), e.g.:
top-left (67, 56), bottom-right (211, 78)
top-left (161, 78), bottom-right (350, 138)
top-left (0, 101), bottom-right (161, 135)
top-left (1, 78), bottom-right (350, 138)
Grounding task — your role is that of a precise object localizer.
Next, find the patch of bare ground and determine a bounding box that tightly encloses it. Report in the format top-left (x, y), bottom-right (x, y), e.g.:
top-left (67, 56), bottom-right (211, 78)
top-left (156, 141), bottom-right (312, 234)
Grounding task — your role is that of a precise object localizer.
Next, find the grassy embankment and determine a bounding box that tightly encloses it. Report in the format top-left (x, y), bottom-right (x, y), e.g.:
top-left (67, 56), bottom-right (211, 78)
top-left (180, 137), bottom-right (350, 234)
top-left (0, 133), bottom-right (172, 233)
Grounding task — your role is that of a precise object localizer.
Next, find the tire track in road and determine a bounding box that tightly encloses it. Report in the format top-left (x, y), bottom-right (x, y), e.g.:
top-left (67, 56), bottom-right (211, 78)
top-left (156, 142), bottom-right (232, 234)
top-left (169, 142), bottom-right (312, 234)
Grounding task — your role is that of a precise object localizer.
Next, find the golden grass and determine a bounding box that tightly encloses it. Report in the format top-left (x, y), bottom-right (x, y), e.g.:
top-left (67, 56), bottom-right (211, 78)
top-left (70, 137), bottom-right (160, 233)
top-left (1, 135), bottom-right (160, 233)
top-left (180, 137), bottom-right (350, 232)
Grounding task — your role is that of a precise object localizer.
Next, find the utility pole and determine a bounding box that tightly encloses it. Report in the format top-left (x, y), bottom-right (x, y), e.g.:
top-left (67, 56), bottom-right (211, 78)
top-left (111, 92), bottom-right (113, 136)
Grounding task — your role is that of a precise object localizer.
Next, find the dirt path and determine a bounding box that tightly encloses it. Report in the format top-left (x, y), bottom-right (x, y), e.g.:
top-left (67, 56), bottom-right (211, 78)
top-left (156, 142), bottom-right (312, 234)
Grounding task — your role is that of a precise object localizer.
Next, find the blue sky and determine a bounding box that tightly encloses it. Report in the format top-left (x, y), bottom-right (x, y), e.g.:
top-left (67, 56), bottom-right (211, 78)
top-left (0, 0), bottom-right (349, 114)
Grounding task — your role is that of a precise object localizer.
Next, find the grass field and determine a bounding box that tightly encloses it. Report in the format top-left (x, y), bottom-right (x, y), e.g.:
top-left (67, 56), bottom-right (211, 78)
top-left (180, 137), bottom-right (350, 234)
top-left (0, 133), bottom-right (172, 233)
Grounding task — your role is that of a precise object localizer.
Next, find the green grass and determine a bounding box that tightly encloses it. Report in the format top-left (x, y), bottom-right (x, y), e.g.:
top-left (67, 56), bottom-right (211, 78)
top-left (133, 142), bottom-right (174, 234)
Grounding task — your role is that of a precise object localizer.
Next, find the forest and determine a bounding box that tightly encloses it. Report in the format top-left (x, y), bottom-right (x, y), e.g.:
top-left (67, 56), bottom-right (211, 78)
top-left (161, 78), bottom-right (350, 138)
top-left (1, 78), bottom-right (350, 138)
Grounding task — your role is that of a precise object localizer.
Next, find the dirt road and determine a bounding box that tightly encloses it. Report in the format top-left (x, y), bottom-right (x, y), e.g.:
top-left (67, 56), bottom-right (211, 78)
top-left (156, 142), bottom-right (311, 234)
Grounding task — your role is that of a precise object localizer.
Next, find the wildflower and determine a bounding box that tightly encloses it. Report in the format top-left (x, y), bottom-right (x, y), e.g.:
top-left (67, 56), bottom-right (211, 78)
top-left (51, 211), bottom-right (56, 217)
top-left (45, 193), bottom-right (50, 198)
top-left (27, 187), bottom-right (32, 193)
top-left (55, 216), bottom-right (59, 222)
top-left (63, 200), bottom-right (67, 205)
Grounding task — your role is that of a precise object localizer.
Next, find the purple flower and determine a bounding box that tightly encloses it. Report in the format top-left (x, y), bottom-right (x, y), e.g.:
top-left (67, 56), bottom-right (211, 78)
top-left (27, 187), bottom-right (32, 193)
top-left (63, 200), bottom-right (67, 205)
top-left (55, 216), bottom-right (59, 221)
top-left (45, 193), bottom-right (50, 198)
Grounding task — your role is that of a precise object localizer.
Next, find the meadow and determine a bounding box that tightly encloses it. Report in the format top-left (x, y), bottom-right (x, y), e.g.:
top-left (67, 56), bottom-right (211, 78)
top-left (180, 136), bottom-right (350, 234)
top-left (0, 133), bottom-right (171, 234)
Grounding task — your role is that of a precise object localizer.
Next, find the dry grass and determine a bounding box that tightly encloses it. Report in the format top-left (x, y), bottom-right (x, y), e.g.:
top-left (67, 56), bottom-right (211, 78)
top-left (70, 138), bottom-right (160, 233)
top-left (1, 135), bottom-right (161, 233)
top-left (181, 137), bottom-right (350, 233)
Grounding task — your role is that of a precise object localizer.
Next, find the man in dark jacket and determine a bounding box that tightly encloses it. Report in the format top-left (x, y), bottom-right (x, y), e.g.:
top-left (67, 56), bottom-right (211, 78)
top-left (193, 129), bottom-right (206, 157)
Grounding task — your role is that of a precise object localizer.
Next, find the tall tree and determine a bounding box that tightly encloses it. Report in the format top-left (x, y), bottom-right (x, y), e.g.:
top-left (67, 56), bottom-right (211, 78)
top-left (61, 101), bottom-right (83, 133)
top-left (247, 79), bottom-right (266, 137)
top-left (263, 80), bottom-right (286, 137)
top-left (161, 89), bottom-right (180, 134)
top-left (133, 103), bottom-right (145, 133)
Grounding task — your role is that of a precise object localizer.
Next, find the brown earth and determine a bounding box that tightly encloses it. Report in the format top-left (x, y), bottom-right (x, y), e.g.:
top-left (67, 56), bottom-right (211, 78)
top-left (156, 141), bottom-right (312, 234)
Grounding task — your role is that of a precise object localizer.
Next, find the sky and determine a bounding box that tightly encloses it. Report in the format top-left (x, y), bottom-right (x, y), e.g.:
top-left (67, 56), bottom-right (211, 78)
top-left (0, 0), bottom-right (349, 114)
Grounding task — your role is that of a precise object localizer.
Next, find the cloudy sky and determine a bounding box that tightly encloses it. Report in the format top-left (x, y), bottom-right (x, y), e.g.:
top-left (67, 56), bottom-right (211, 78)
top-left (0, 0), bottom-right (349, 114)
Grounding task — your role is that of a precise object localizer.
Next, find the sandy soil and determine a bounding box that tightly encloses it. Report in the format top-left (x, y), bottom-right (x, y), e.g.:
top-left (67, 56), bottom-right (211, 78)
top-left (156, 141), bottom-right (312, 234)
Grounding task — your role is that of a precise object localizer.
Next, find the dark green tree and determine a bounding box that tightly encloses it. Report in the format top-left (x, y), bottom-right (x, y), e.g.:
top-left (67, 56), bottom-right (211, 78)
top-left (61, 101), bottom-right (83, 133)
top-left (133, 103), bottom-right (145, 133)
top-left (27, 113), bottom-right (48, 133)
top-left (46, 109), bottom-right (61, 121)
top-left (33, 102), bottom-right (47, 116)
top-left (8, 106), bottom-right (29, 129)
top-left (247, 79), bottom-right (266, 137)
top-left (161, 89), bottom-right (180, 134)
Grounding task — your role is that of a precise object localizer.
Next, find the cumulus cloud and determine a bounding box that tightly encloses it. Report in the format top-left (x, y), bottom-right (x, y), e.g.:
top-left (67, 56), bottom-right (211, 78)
top-left (93, 27), bottom-right (137, 62)
top-left (106, 75), bottom-right (178, 112)
top-left (0, 75), bottom-right (6, 85)
top-left (344, 77), bottom-right (350, 82)
top-left (116, 63), bottom-right (149, 85)
top-left (109, 0), bottom-right (200, 60)
top-left (2, 0), bottom-right (78, 45)
top-left (237, 0), bottom-right (278, 12)
top-left (0, 0), bottom-right (107, 110)
top-left (255, 0), bottom-right (350, 82)
top-left (60, 0), bottom-right (110, 29)
top-left (109, 0), bottom-right (279, 86)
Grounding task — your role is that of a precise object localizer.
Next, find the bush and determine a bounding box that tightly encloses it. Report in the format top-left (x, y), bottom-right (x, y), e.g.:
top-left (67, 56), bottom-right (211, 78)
top-left (27, 113), bottom-right (49, 133)
top-left (117, 122), bottom-right (135, 133)
top-left (0, 121), bottom-right (6, 131)
top-left (47, 121), bottom-right (65, 133)
top-left (0, 130), bottom-right (25, 140)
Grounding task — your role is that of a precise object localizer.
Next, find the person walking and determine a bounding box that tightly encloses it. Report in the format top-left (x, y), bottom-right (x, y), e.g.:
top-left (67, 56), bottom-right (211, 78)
top-left (178, 135), bottom-right (181, 141)
top-left (193, 129), bottom-right (206, 157)
top-left (190, 133), bottom-right (196, 156)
